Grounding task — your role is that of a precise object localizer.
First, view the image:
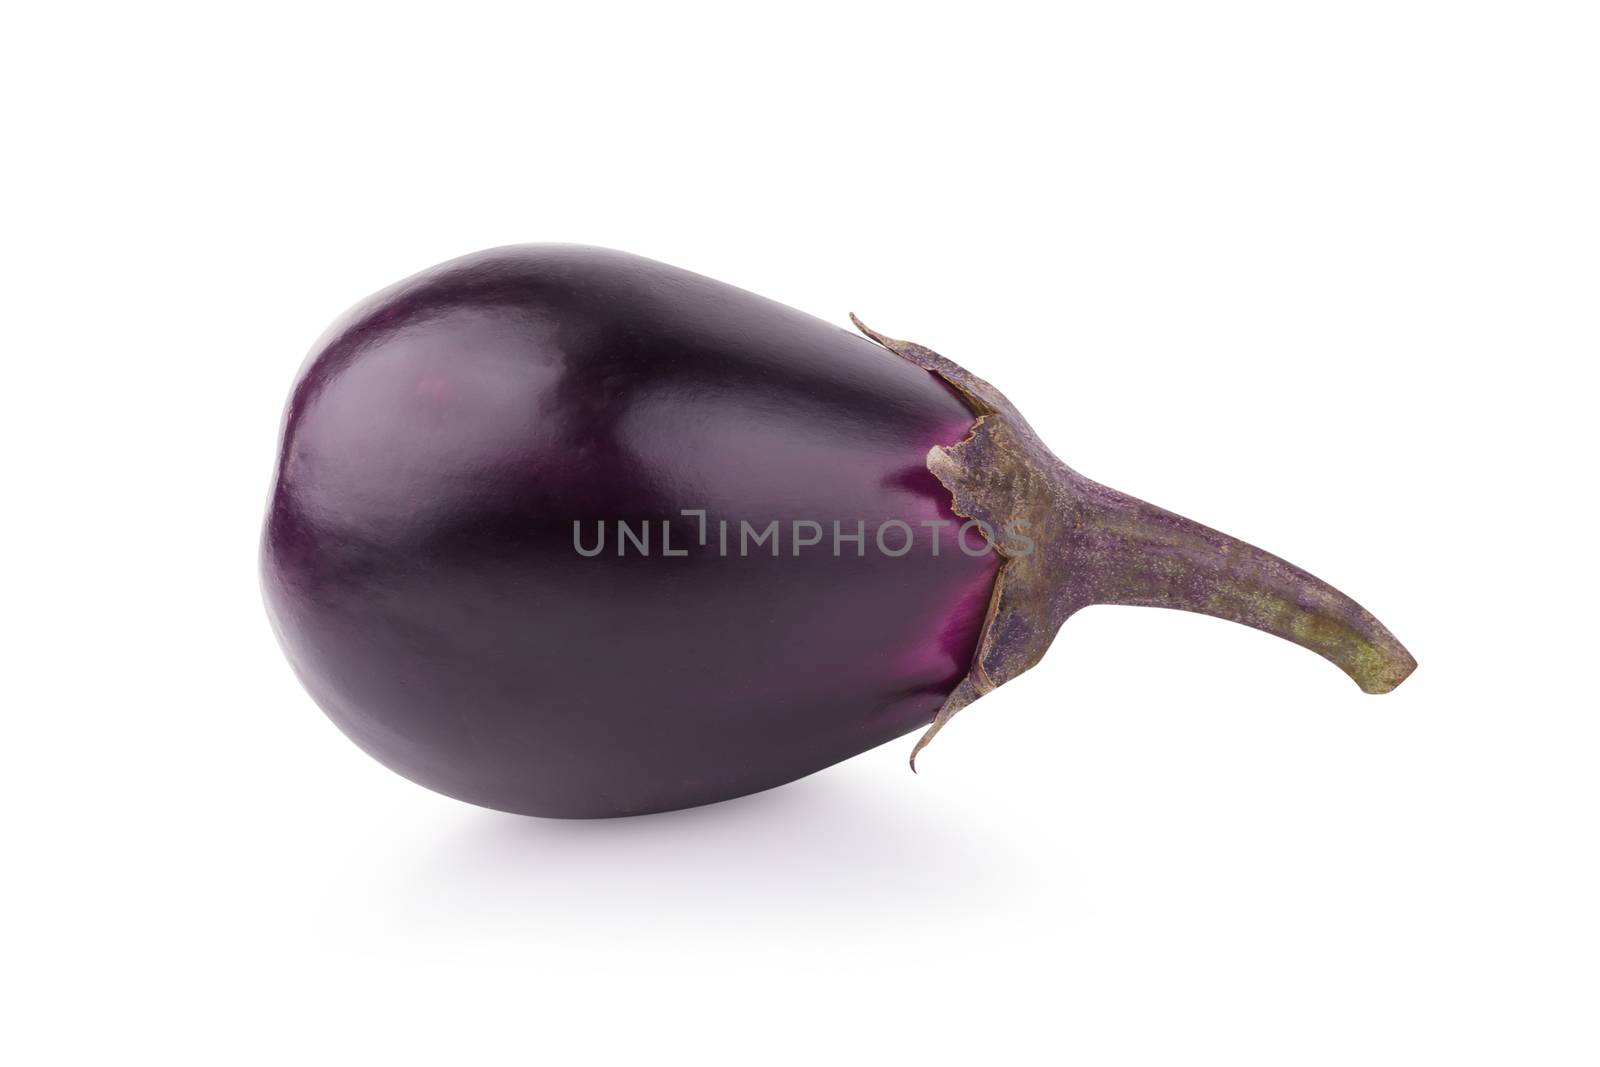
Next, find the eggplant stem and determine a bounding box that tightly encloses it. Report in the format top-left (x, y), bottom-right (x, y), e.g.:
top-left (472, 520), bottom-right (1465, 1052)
top-left (852, 314), bottom-right (1415, 770)
top-left (1059, 473), bottom-right (1416, 694)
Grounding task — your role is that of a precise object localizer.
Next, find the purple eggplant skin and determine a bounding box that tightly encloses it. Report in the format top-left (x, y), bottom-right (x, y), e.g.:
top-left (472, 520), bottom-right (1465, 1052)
top-left (262, 246), bottom-right (1002, 818)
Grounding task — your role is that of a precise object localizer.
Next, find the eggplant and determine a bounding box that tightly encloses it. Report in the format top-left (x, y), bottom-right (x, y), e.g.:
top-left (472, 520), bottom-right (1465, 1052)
top-left (262, 245), bottom-right (1414, 818)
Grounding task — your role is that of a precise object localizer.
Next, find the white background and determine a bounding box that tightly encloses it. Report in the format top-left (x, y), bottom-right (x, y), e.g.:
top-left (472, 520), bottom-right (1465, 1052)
top-left (5, 3), bottom-right (1596, 1063)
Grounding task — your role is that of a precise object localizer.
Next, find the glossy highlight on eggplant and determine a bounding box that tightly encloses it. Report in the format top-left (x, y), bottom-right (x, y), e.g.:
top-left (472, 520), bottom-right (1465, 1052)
top-left (261, 245), bottom-right (1415, 818)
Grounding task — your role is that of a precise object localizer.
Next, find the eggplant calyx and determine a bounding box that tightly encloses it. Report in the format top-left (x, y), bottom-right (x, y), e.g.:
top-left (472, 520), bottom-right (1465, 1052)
top-left (849, 316), bottom-right (1417, 770)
